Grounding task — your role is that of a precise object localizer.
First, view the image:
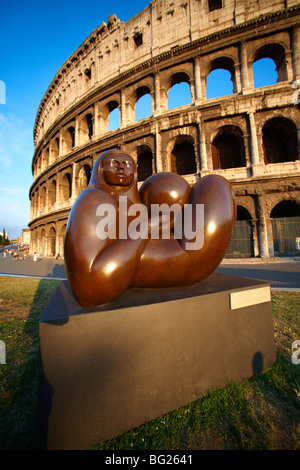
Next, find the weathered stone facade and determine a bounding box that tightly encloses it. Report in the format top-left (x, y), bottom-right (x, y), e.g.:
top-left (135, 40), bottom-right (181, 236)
top-left (29, 0), bottom-right (300, 258)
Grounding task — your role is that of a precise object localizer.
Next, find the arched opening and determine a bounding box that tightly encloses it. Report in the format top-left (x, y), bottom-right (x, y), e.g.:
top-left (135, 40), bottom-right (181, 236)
top-left (271, 201), bottom-right (300, 256)
top-left (50, 137), bottom-right (59, 163)
top-left (271, 200), bottom-right (300, 218)
top-left (67, 127), bottom-right (75, 148)
top-left (108, 101), bottom-right (120, 131)
top-left (48, 180), bottom-right (56, 206)
top-left (171, 137), bottom-right (197, 175)
top-left (207, 69), bottom-right (233, 99)
top-left (78, 165), bottom-right (91, 193)
top-left (62, 126), bottom-right (75, 153)
top-left (86, 113), bottom-right (93, 139)
top-left (212, 126), bottom-right (246, 169)
top-left (206, 57), bottom-right (236, 99)
top-left (80, 113), bottom-right (94, 143)
top-left (252, 44), bottom-right (287, 86)
top-left (40, 186), bottom-right (46, 210)
top-left (137, 146), bottom-right (153, 182)
top-left (262, 117), bottom-right (298, 164)
top-left (48, 227), bottom-right (56, 257)
top-left (135, 87), bottom-right (152, 121)
top-left (253, 58), bottom-right (277, 88)
top-left (208, 0), bottom-right (222, 12)
top-left (61, 173), bottom-right (72, 201)
top-left (226, 206), bottom-right (254, 258)
top-left (43, 148), bottom-right (49, 169)
top-left (168, 72), bottom-right (192, 110)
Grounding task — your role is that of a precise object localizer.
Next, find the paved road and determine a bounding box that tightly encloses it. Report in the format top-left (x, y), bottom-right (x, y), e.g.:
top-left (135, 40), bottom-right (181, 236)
top-left (0, 255), bottom-right (299, 289)
top-left (217, 259), bottom-right (300, 290)
top-left (0, 255), bottom-right (66, 279)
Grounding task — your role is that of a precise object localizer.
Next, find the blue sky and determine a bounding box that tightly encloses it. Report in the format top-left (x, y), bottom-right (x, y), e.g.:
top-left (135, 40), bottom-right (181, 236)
top-left (0, 0), bottom-right (276, 239)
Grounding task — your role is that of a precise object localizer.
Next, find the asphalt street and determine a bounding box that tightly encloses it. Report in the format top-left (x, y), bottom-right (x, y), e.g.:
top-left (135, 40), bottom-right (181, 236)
top-left (217, 259), bottom-right (300, 290)
top-left (0, 254), bottom-right (299, 290)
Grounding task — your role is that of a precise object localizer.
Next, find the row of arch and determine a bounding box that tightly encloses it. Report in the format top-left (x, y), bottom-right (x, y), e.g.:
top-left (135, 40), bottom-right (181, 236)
top-left (30, 115), bottom-right (299, 221)
top-left (212, 117), bottom-right (298, 168)
top-left (31, 164), bottom-right (91, 219)
top-left (31, 224), bottom-right (66, 258)
top-left (29, 198), bottom-right (300, 258)
top-left (33, 37), bottom-right (296, 178)
top-left (227, 199), bottom-right (300, 258)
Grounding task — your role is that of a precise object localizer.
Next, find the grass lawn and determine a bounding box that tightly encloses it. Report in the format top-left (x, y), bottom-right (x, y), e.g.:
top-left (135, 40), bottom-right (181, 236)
top-left (0, 276), bottom-right (299, 450)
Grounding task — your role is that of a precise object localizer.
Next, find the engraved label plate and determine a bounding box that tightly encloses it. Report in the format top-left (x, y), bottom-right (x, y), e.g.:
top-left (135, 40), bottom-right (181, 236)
top-left (230, 286), bottom-right (271, 310)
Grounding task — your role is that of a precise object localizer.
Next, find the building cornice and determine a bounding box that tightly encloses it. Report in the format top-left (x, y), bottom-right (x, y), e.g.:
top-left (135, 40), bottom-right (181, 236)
top-left (33, 4), bottom-right (300, 145)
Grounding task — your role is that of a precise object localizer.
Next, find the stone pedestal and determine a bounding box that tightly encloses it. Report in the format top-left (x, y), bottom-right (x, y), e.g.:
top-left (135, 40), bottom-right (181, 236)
top-left (36, 273), bottom-right (276, 450)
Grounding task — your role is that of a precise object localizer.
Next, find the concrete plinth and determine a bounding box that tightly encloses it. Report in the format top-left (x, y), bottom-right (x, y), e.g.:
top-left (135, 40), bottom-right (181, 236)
top-left (36, 273), bottom-right (276, 450)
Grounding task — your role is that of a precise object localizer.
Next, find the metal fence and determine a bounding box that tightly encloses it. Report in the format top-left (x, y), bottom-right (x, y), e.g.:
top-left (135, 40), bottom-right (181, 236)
top-left (225, 220), bottom-right (254, 258)
top-left (272, 216), bottom-right (300, 257)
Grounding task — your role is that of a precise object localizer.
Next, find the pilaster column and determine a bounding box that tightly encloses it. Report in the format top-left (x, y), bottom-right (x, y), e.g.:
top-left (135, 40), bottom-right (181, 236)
top-left (153, 73), bottom-right (161, 114)
top-left (126, 100), bottom-right (135, 125)
top-left (240, 41), bottom-right (252, 93)
top-left (194, 56), bottom-right (202, 103)
top-left (55, 230), bottom-right (60, 257)
top-left (251, 219), bottom-right (260, 258)
top-left (234, 62), bottom-right (242, 93)
top-left (93, 102), bottom-right (101, 136)
top-left (160, 84), bottom-right (168, 112)
top-left (59, 129), bottom-right (64, 157)
top-left (49, 140), bottom-right (54, 165)
top-left (120, 89), bottom-right (127, 128)
top-left (291, 25), bottom-right (300, 82)
top-left (72, 162), bottom-right (78, 201)
top-left (41, 149), bottom-right (45, 173)
top-left (248, 111), bottom-right (260, 166)
top-left (256, 192), bottom-right (270, 258)
top-left (75, 116), bottom-right (80, 147)
top-left (285, 49), bottom-right (294, 83)
top-left (198, 120), bottom-right (208, 172)
top-left (155, 130), bottom-right (163, 172)
top-left (45, 185), bottom-right (49, 214)
top-left (55, 173), bottom-right (60, 207)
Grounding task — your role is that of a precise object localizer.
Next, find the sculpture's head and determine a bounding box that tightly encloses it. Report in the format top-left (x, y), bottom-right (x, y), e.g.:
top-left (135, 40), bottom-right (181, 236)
top-left (102, 152), bottom-right (135, 188)
top-left (88, 149), bottom-right (140, 203)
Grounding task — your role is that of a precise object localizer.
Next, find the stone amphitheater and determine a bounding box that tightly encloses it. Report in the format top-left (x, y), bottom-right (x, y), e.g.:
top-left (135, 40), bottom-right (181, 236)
top-left (29, 0), bottom-right (300, 259)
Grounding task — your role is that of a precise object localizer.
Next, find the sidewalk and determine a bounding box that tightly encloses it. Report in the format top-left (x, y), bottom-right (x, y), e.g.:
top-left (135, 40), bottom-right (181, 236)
top-left (0, 255), bottom-right (66, 280)
top-left (221, 256), bottom-right (300, 264)
top-left (0, 254), bottom-right (299, 289)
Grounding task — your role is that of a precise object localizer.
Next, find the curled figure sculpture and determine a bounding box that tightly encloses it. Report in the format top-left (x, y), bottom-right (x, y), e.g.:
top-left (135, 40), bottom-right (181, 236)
top-left (64, 149), bottom-right (236, 307)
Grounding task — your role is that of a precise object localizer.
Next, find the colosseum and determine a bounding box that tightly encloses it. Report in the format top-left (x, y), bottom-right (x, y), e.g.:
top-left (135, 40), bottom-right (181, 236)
top-left (29, 0), bottom-right (300, 259)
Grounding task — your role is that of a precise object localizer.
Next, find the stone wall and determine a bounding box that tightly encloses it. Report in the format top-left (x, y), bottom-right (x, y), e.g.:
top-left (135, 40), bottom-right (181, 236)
top-left (29, 0), bottom-right (300, 258)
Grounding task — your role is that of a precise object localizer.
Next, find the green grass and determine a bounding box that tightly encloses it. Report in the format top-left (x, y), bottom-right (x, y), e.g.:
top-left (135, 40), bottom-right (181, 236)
top-left (0, 277), bottom-right (60, 450)
top-left (0, 277), bottom-right (299, 450)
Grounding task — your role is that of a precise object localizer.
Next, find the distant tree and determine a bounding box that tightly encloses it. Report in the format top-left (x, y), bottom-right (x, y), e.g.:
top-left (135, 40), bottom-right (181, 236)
top-left (0, 228), bottom-right (10, 246)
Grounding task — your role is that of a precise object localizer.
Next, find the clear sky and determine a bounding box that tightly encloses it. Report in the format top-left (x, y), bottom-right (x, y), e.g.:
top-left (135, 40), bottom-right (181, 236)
top-left (0, 0), bottom-right (276, 239)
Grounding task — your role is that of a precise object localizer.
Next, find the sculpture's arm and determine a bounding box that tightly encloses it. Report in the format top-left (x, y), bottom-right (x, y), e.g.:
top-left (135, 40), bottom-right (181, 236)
top-left (64, 188), bottom-right (148, 307)
top-left (133, 174), bottom-right (236, 288)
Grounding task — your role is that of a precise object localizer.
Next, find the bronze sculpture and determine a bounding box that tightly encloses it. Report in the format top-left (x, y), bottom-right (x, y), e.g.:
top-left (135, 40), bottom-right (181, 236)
top-left (64, 149), bottom-right (236, 307)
